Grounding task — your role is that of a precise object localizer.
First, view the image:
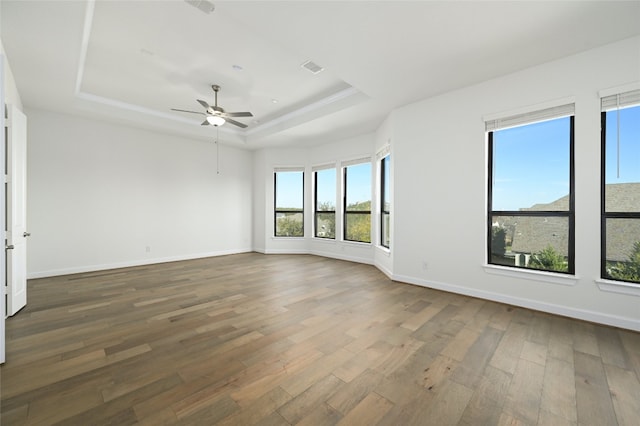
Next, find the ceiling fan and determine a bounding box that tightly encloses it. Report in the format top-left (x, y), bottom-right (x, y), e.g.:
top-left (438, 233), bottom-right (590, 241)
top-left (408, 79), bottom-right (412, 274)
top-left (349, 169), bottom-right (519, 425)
top-left (171, 85), bottom-right (253, 128)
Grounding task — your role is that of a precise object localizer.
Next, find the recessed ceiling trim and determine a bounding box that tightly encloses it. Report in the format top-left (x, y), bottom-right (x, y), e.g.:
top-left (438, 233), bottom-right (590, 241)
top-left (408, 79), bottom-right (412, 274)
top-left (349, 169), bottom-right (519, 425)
top-left (74, 0), bottom-right (96, 94)
top-left (245, 86), bottom-right (361, 136)
top-left (76, 91), bottom-right (202, 125)
top-left (70, 1), bottom-right (357, 143)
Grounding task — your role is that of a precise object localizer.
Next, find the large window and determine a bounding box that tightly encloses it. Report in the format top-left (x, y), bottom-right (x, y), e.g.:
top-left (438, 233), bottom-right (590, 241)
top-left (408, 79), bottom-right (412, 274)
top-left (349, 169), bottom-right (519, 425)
top-left (380, 155), bottom-right (390, 248)
top-left (487, 104), bottom-right (575, 274)
top-left (274, 169), bottom-right (304, 237)
top-left (343, 160), bottom-right (372, 243)
top-left (601, 90), bottom-right (640, 284)
top-left (314, 167), bottom-right (336, 239)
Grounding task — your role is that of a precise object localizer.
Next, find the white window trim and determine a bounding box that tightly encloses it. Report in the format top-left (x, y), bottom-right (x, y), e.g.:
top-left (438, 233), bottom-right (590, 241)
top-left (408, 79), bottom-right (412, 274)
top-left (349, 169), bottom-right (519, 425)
top-left (600, 87), bottom-right (640, 290)
top-left (595, 278), bottom-right (640, 297)
top-left (483, 96), bottom-right (575, 130)
top-left (483, 264), bottom-right (579, 287)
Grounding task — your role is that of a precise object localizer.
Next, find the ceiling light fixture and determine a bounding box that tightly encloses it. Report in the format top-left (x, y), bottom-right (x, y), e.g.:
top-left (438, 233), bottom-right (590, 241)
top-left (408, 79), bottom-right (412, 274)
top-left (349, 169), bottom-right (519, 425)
top-left (206, 115), bottom-right (225, 126)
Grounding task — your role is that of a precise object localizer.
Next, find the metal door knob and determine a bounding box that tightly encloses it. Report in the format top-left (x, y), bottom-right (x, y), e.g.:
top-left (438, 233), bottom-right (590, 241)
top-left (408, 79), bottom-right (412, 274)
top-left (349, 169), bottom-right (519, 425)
top-left (23, 232), bottom-right (31, 237)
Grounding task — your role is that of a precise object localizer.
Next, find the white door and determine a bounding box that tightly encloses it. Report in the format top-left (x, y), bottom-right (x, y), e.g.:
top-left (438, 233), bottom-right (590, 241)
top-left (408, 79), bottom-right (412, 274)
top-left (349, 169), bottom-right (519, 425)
top-left (6, 104), bottom-right (27, 316)
top-left (1, 55), bottom-right (5, 363)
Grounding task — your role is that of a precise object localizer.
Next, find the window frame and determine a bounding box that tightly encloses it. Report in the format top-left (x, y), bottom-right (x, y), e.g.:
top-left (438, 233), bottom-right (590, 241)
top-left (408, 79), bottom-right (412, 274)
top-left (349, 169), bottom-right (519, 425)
top-left (313, 167), bottom-right (336, 239)
top-left (380, 155), bottom-right (390, 249)
top-left (486, 115), bottom-right (575, 275)
top-left (343, 161), bottom-right (372, 243)
top-left (600, 100), bottom-right (640, 285)
top-left (273, 170), bottom-right (304, 238)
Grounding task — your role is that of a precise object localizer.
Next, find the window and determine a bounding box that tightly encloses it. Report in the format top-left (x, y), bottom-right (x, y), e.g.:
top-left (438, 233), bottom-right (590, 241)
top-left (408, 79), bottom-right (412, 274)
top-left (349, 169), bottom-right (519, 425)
top-left (343, 160), bottom-right (372, 243)
top-left (380, 155), bottom-right (390, 248)
top-left (274, 169), bottom-right (304, 237)
top-left (601, 90), bottom-right (640, 284)
top-left (314, 167), bottom-right (336, 239)
top-left (487, 104), bottom-right (575, 274)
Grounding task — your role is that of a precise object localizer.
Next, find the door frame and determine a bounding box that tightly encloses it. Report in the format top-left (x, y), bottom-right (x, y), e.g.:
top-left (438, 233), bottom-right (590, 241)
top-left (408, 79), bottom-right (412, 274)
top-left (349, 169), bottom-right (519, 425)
top-left (1, 54), bottom-right (6, 364)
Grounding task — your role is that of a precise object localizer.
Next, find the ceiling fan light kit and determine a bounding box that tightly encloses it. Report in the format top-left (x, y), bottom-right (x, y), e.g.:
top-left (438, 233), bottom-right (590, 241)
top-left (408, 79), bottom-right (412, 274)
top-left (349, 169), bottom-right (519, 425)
top-left (171, 84), bottom-right (253, 129)
top-left (206, 115), bottom-right (225, 126)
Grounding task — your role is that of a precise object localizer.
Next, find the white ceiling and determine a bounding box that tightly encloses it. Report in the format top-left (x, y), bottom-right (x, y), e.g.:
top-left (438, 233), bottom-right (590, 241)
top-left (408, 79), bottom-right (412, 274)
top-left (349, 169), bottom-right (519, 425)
top-left (2, 1), bottom-right (640, 149)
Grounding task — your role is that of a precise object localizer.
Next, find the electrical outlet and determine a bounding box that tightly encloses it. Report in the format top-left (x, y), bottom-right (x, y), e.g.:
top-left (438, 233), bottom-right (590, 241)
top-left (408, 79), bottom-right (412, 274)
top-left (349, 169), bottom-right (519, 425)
top-left (146, 246), bottom-right (151, 253)
top-left (422, 261), bottom-right (428, 271)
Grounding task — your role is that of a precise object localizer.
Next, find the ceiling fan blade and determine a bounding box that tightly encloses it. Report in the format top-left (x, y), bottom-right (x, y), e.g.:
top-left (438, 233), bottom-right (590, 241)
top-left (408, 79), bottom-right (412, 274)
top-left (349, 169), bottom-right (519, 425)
top-left (171, 108), bottom-right (205, 115)
top-left (197, 99), bottom-right (210, 110)
top-left (223, 111), bottom-right (253, 118)
top-left (201, 120), bottom-right (210, 126)
top-left (224, 117), bottom-right (248, 128)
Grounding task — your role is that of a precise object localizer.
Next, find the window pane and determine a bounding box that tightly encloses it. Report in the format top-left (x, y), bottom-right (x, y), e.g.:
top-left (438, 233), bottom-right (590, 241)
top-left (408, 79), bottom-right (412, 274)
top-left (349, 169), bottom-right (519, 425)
top-left (275, 171), bottom-right (303, 210)
top-left (604, 218), bottom-right (640, 283)
top-left (491, 215), bottom-right (569, 273)
top-left (345, 162), bottom-right (371, 211)
top-left (345, 213), bottom-right (371, 243)
top-left (492, 117), bottom-right (571, 211)
top-left (275, 212), bottom-right (303, 237)
top-left (605, 106), bottom-right (640, 212)
top-left (382, 156), bottom-right (390, 212)
top-left (382, 212), bottom-right (390, 248)
top-left (316, 168), bottom-right (336, 211)
top-left (316, 212), bottom-right (335, 238)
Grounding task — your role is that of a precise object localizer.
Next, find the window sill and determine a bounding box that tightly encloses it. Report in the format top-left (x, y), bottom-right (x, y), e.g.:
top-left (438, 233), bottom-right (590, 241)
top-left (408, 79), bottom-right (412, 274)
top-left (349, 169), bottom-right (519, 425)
top-left (311, 237), bottom-right (337, 244)
top-left (483, 264), bottom-right (578, 286)
top-left (376, 246), bottom-right (391, 256)
top-left (271, 236), bottom-right (306, 241)
top-left (595, 278), bottom-right (640, 297)
top-left (342, 240), bottom-right (372, 247)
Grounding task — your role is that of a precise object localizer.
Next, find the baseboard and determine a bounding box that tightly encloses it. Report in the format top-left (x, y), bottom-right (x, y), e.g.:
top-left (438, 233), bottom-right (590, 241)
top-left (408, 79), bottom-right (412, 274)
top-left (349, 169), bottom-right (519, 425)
top-left (308, 249), bottom-right (374, 266)
top-left (375, 262), bottom-right (393, 280)
top-left (263, 248), bottom-right (310, 255)
top-left (27, 248), bottom-right (253, 279)
top-left (393, 274), bottom-right (640, 332)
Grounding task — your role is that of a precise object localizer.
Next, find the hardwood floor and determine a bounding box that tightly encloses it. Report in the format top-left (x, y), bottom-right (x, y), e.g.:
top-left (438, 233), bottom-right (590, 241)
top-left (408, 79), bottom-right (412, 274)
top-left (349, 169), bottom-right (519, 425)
top-left (2, 253), bottom-right (639, 425)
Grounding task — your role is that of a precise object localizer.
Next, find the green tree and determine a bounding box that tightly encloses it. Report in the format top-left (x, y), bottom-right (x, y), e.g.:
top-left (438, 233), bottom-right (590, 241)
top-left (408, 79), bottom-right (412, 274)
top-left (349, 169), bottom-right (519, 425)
top-left (316, 201), bottom-right (336, 238)
top-left (607, 241), bottom-right (640, 282)
top-left (491, 227), bottom-right (506, 255)
top-left (276, 213), bottom-right (303, 237)
top-left (529, 245), bottom-right (568, 272)
top-left (345, 201), bottom-right (371, 242)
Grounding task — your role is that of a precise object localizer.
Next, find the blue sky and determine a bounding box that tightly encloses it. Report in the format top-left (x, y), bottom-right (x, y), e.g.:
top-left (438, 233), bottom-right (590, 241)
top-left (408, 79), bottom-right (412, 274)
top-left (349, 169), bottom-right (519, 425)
top-left (316, 168), bottom-right (336, 209)
top-left (492, 105), bottom-right (640, 211)
top-left (279, 105), bottom-right (639, 213)
top-left (605, 105), bottom-right (640, 185)
top-left (276, 163), bottom-right (372, 209)
top-left (345, 163), bottom-right (372, 206)
top-left (492, 116), bottom-right (571, 211)
top-left (275, 171), bottom-right (303, 209)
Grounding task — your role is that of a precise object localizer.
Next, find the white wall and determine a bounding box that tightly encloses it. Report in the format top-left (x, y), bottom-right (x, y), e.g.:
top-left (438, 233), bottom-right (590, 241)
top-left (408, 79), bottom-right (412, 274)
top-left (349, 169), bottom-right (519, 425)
top-left (27, 109), bottom-right (253, 277)
top-left (391, 36), bottom-right (640, 330)
top-left (1, 40), bottom-right (23, 111)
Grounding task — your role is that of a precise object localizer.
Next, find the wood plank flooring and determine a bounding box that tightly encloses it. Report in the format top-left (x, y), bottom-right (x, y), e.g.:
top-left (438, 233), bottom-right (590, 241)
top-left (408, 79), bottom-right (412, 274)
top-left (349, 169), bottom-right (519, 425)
top-left (2, 253), bottom-right (639, 425)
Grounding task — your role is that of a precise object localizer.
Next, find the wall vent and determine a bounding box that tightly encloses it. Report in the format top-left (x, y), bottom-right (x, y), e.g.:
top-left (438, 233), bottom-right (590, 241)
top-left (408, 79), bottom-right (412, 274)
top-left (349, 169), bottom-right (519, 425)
top-left (301, 60), bottom-right (324, 75)
top-left (185, 0), bottom-right (215, 14)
